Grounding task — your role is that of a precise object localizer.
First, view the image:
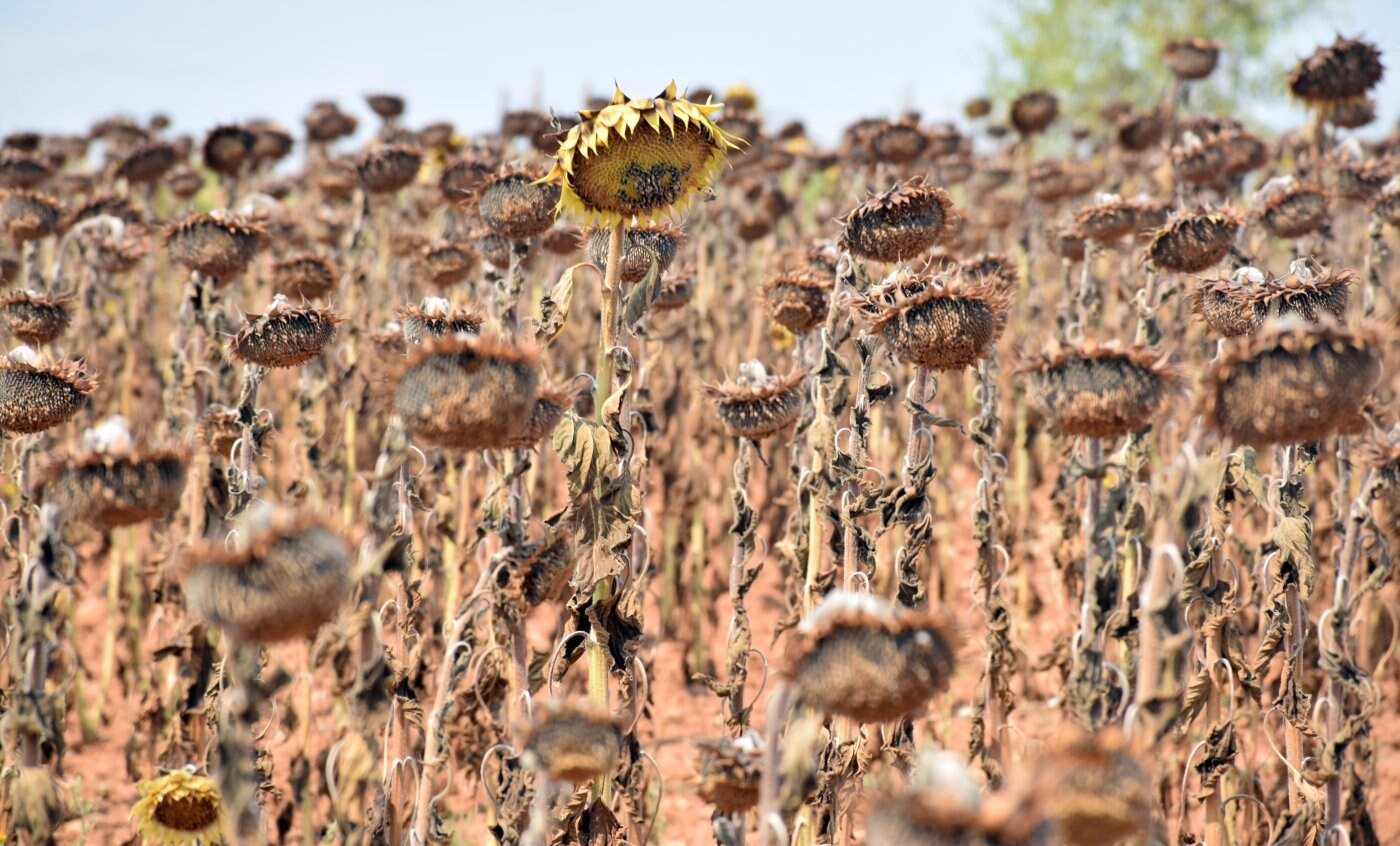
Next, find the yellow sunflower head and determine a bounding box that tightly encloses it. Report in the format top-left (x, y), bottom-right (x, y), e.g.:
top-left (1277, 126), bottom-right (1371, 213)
top-left (540, 81), bottom-right (745, 226)
top-left (130, 768), bottom-right (226, 845)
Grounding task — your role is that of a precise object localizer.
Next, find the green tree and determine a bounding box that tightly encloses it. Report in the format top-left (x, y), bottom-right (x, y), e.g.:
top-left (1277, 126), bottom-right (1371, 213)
top-left (986, 0), bottom-right (1325, 127)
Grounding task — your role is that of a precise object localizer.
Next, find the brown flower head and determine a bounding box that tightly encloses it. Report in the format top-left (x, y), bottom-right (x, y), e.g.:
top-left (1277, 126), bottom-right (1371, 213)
top-left (1116, 108), bottom-right (1166, 152)
top-left (117, 141), bottom-right (178, 184)
top-left (1328, 96), bottom-right (1377, 129)
top-left (304, 101), bottom-right (358, 143)
top-left (762, 271), bottom-right (831, 334)
top-left (202, 125), bottom-right (255, 177)
top-left (1148, 208), bottom-right (1243, 273)
top-left (584, 222), bottom-right (682, 283)
top-left (1010, 90), bottom-right (1059, 135)
top-left (1, 290), bottom-right (73, 345)
top-left (0, 346), bottom-right (96, 434)
top-left (478, 165), bottom-right (560, 240)
top-left (1203, 319), bottom-right (1380, 446)
top-left (695, 735), bottom-right (763, 815)
top-left (783, 591), bottom-right (958, 722)
top-left (36, 416), bottom-right (187, 529)
top-left (183, 506), bottom-right (352, 644)
top-left (166, 165), bottom-right (206, 200)
top-left (357, 144), bottom-right (422, 195)
top-left (1, 191), bottom-right (63, 242)
top-left (397, 297), bottom-right (483, 345)
top-left (65, 194), bottom-right (143, 232)
top-left (366, 93), bottom-right (406, 119)
top-left (1047, 223), bottom-right (1087, 262)
top-left (439, 151), bottom-right (500, 204)
top-left (420, 241), bottom-right (478, 288)
top-left (1288, 36), bottom-right (1385, 104)
top-left (1033, 730), bottom-right (1151, 846)
top-left (1193, 260), bottom-right (1352, 338)
top-left (703, 363), bottom-right (806, 440)
top-left (393, 336), bottom-right (539, 450)
top-left (1021, 341), bottom-right (1176, 439)
top-left (1221, 128), bottom-right (1267, 176)
top-left (1333, 154), bottom-right (1391, 202)
top-left (230, 297), bottom-right (342, 368)
top-left (495, 521), bottom-right (576, 607)
top-left (0, 151), bottom-right (53, 190)
top-left (865, 270), bottom-right (1012, 371)
top-left (1258, 179), bottom-right (1330, 239)
top-left (653, 267), bottom-right (697, 312)
top-left (272, 254), bottom-right (338, 300)
top-left (839, 177), bottom-right (957, 263)
top-left (868, 118), bottom-right (930, 164)
top-left (524, 702), bottom-right (626, 783)
top-left (165, 211), bottom-right (265, 282)
top-left (1163, 38), bottom-right (1221, 80)
top-left (1171, 132), bottom-right (1227, 185)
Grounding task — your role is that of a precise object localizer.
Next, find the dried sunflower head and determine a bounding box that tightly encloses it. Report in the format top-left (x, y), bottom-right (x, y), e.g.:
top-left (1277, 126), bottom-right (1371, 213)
top-left (36, 415), bottom-right (187, 530)
top-left (247, 120), bottom-right (294, 169)
top-left (762, 271), bottom-right (831, 334)
top-left (357, 144), bottom-right (423, 195)
top-left (539, 81), bottom-right (744, 226)
top-left (183, 506), bottom-right (352, 644)
top-left (420, 241), bottom-right (478, 289)
top-left (783, 591), bottom-right (958, 723)
top-left (392, 336), bottom-right (539, 450)
top-left (202, 124), bottom-right (255, 177)
top-left (1332, 152), bottom-right (1391, 202)
top-left (304, 101), bottom-right (358, 143)
top-left (0, 151), bottom-right (52, 190)
top-left (271, 254), bottom-right (338, 300)
top-left (1258, 178), bottom-right (1330, 239)
top-left (366, 93), bottom-right (406, 120)
top-left (1032, 729), bottom-right (1151, 846)
top-left (524, 702), bottom-right (626, 783)
top-left (1010, 90), bottom-right (1059, 136)
top-left (0, 345), bottom-right (95, 434)
top-left (865, 270), bottom-right (1012, 371)
top-left (1192, 261), bottom-right (1352, 337)
top-left (1, 191), bottom-right (63, 242)
top-left (584, 222), bottom-right (683, 284)
top-left (165, 211), bottom-right (264, 282)
top-left (117, 141), bottom-right (179, 184)
top-left (1163, 38), bottom-right (1221, 80)
top-left (1021, 340), bottom-right (1176, 439)
top-left (1288, 36), bottom-right (1385, 105)
top-left (1328, 96), bottom-right (1377, 129)
top-left (478, 165), bottom-right (560, 240)
top-left (1116, 108), bottom-right (1166, 152)
top-left (1, 290), bottom-right (74, 345)
top-left (495, 521), bottom-right (576, 607)
top-left (703, 362), bottom-right (807, 440)
top-left (1203, 318), bottom-right (1380, 446)
top-left (230, 298), bottom-right (341, 368)
top-left (397, 297), bottom-right (483, 345)
top-left (1148, 208), bottom-right (1243, 273)
top-left (839, 177), bottom-right (957, 263)
top-left (166, 165), bottom-right (206, 200)
top-left (1171, 132), bottom-right (1227, 185)
top-left (653, 267), bottom-right (697, 312)
top-left (867, 117), bottom-right (930, 165)
top-left (130, 767), bottom-right (226, 845)
top-left (695, 734), bottom-right (763, 815)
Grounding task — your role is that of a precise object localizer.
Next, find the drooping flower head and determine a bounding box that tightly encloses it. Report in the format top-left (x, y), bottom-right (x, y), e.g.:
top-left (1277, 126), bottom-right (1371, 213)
top-left (130, 768), bottom-right (227, 845)
top-left (540, 81), bottom-right (744, 226)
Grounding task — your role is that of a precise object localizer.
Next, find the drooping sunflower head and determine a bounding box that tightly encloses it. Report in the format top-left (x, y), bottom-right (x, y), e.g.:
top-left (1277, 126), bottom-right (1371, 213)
top-left (130, 768), bottom-right (226, 845)
top-left (540, 81), bottom-right (745, 226)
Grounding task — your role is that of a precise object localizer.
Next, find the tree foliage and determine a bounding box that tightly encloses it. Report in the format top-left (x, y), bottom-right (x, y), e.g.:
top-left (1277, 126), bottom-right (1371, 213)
top-left (986, 0), bottom-right (1326, 126)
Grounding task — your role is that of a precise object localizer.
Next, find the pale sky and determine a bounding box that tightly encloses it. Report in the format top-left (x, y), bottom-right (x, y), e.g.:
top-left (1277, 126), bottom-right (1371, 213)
top-left (1, 0), bottom-right (1397, 147)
